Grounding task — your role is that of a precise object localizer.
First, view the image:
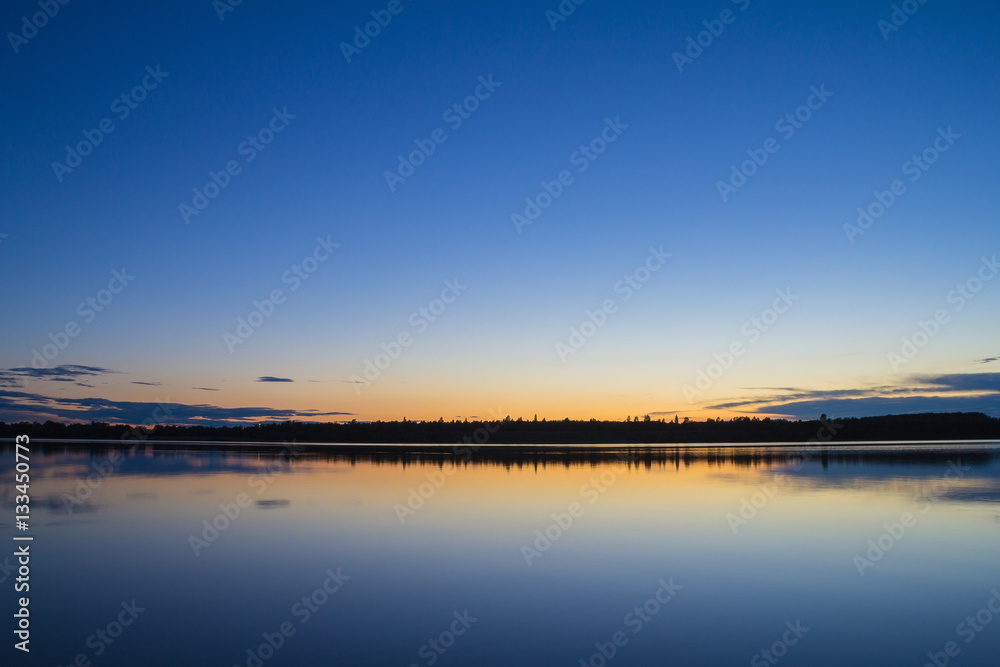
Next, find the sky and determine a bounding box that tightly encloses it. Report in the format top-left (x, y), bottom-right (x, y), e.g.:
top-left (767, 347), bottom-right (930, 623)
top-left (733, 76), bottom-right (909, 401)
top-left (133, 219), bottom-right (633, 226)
top-left (1, 0), bottom-right (998, 425)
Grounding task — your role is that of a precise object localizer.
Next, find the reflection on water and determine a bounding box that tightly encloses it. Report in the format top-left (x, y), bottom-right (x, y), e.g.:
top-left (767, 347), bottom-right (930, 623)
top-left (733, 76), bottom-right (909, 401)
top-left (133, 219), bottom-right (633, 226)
top-left (3, 442), bottom-right (1000, 666)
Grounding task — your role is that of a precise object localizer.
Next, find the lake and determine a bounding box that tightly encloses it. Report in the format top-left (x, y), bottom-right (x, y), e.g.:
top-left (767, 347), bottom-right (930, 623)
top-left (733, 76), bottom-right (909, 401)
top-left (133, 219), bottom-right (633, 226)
top-left (5, 441), bottom-right (1000, 666)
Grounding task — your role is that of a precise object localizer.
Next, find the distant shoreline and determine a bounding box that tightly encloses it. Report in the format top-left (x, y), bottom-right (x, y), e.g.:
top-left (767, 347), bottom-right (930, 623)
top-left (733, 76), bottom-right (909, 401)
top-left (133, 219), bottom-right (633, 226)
top-left (2, 412), bottom-right (998, 446)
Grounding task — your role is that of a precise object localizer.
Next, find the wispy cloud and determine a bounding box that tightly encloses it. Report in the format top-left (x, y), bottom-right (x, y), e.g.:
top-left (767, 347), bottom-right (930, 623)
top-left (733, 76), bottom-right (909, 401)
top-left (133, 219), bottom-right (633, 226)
top-left (0, 389), bottom-right (352, 426)
top-left (703, 373), bottom-right (1000, 420)
top-left (132, 381), bottom-right (161, 386)
top-left (192, 387), bottom-right (219, 391)
top-left (257, 376), bottom-right (293, 383)
top-left (975, 357), bottom-right (998, 364)
top-left (917, 372), bottom-right (1000, 392)
top-left (0, 365), bottom-right (119, 388)
top-left (727, 395), bottom-right (1000, 420)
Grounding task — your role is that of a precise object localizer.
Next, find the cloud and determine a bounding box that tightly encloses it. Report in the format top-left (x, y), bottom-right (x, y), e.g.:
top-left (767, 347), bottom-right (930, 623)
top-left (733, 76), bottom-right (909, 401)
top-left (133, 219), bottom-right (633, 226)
top-left (257, 376), bottom-right (293, 383)
top-left (715, 396), bottom-right (1000, 420)
top-left (708, 373), bottom-right (1000, 419)
top-left (708, 387), bottom-right (894, 411)
top-left (0, 389), bottom-right (353, 426)
top-left (704, 373), bottom-right (1000, 420)
top-left (0, 365), bottom-right (119, 388)
top-left (132, 381), bottom-right (161, 386)
top-left (255, 499), bottom-right (291, 509)
top-left (192, 387), bottom-right (219, 391)
top-left (11, 365), bottom-right (116, 379)
top-left (976, 357), bottom-right (998, 364)
top-left (918, 372), bottom-right (1000, 392)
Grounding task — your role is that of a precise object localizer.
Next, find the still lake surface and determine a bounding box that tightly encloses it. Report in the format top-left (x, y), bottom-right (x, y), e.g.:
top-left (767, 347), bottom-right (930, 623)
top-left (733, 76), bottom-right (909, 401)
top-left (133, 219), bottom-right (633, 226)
top-left (4, 441), bottom-right (1000, 666)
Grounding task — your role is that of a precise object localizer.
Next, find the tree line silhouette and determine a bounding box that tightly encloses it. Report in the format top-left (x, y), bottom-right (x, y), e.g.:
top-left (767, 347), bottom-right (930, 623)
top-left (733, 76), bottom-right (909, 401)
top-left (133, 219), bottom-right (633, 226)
top-left (1, 411), bottom-right (998, 445)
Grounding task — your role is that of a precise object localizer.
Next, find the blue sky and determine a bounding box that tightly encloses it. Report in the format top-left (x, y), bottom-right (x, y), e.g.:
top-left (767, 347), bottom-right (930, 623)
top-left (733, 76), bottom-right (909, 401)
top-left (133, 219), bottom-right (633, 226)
top-left (1, 0), bottom-right (998, 424)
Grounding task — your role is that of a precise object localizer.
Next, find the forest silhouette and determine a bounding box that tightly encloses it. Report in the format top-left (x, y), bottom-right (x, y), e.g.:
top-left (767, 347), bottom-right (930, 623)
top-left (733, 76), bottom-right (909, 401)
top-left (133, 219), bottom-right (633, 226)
top-left (2, 411), bottom-right (998, 446)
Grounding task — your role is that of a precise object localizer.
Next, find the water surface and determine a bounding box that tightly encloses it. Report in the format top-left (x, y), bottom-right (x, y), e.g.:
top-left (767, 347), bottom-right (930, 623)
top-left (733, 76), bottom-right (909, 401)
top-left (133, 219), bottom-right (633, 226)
top-left (4, 442), bottom-right (1000, 666)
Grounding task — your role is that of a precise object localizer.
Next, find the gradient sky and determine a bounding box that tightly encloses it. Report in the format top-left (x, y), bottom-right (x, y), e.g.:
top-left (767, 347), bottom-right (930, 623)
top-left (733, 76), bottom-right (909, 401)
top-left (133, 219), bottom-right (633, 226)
top-left (1, 0), bottom-right (998, 425)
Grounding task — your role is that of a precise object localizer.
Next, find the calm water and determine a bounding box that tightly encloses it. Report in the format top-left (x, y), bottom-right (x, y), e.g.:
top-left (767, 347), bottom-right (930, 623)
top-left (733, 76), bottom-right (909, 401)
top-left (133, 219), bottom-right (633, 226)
top-left (4, 442), bottom-right (1000, 666)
